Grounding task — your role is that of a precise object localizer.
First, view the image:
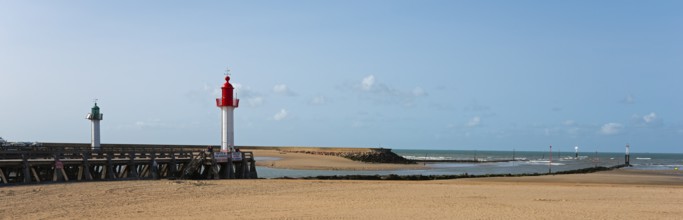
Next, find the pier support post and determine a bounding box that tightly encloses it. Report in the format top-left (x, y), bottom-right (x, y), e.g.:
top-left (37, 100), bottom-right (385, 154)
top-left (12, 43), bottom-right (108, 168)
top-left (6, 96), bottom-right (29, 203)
top-left (241, 152), bottom-right (249, 178)
top-left (209, 153), bottom-right (220, 180)
top-left (53, 154), bottom-right (65, 182)
top-left (127, 151), bottom-right (138, 178)
top-left (150, 153), bottom-right (159, 180)
top-left (249, 158), bottom-right (258, 179)
top-left (219, 162), bottom-right (228, 179)
top-left (106, 152), bottom-right (116, 180)
top-left (169, 152), bottom-right (178, 179)
top-left (227, 157), bottom-right (235, 179)
top-left (82, 152), bottom-right (93, 181)
top-left (0, 168), bottom-right (7, 184)
top-left (22, 153), bottom-right (31, 183)
top-left (242, 163), bottom-right (248, 178)
top-left (234, 162), bottom-right (242, 178)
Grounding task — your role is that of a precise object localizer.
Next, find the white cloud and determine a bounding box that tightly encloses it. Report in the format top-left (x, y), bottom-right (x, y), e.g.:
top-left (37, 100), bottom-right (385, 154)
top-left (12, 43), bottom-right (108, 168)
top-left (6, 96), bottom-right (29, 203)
top-left (361, 75), bottom-right (375, 91)
top-left (563, 120), bottom-right (576, 126)
top-left (352, 75), bottom-right (428, 107)
top-left (353, 75), bottom-right (427, 106)
top-left (464, 100), bottom-right (491, 112)
top-left (273, 109), bottom-right (288, 121)
top-left (233, 83), bottom-right (244, 94)
top-left (643, 112), bottom-right (657, 123)
top-left (135, 121), bottom-right (148, 127)
top-left (273, 84), bottom-right (288, 93)
top-left (621, 94), bottom-right (635, 104)
top-left (310, 95), bottom-right (326, 105)
top-left (466, 116), bottom-right (481, 127)
top-left (135, 119), bottom-right (163, 128)
top-left (247, 97), bottom-right (264, 107)
top-left (203, 83), bottom-right (221, 97)
top-left (412, 87), bottom-right (427, 97)
top-left (600, 123), bottom-right (623, 135)
top-left (234, 83), bottom-right (264, 107)
top-left (351, 120), bottom-right (364, 128)
top-left (273, 84), bottom-right (296, 96)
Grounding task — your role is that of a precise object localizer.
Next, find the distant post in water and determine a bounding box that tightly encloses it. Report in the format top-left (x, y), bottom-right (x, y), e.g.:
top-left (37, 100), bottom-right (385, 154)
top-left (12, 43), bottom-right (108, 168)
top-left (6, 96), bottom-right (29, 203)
top-left (85, 102), bottom-right (103, 150)
top-left (512, 148), bottom-right (515, 161)
top-left (548, 145), bottom-right (552, 173)
top-left (594, 150), bottom-right (599, 168)
top-left (625, 144), bottom-right (630, 166)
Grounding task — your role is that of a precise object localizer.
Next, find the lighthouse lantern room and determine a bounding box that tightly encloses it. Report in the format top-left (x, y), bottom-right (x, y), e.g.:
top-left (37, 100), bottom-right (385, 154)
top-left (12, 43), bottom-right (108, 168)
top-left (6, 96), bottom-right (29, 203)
top-left (216, 76), bottom-right (239, 152)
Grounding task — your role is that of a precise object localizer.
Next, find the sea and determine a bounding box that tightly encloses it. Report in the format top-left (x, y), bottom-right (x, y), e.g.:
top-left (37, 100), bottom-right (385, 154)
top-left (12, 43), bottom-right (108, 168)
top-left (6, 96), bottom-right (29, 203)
top-left (255, 149), bottom-right (683, 179)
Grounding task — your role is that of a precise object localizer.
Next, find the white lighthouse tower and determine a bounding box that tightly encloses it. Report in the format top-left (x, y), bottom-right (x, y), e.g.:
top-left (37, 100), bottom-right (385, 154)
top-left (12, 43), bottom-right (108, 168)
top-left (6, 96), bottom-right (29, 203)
top-left (85, 102), bottom-right (103, 150)
top-left (216, 75), bottom-right (239, 152)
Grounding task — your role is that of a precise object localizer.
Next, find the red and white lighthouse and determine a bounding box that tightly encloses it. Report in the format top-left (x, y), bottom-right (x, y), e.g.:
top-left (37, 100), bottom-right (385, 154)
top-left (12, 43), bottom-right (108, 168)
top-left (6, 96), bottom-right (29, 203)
top-left (216, 76), bottom-right (239, 152)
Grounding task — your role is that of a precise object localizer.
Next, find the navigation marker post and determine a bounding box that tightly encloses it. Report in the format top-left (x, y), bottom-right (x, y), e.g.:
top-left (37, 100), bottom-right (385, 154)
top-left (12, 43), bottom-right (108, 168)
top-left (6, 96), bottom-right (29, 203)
top-left (625, 144), bottom-right (630, 166)
top-left (549, 145), bottom-right (552, 174)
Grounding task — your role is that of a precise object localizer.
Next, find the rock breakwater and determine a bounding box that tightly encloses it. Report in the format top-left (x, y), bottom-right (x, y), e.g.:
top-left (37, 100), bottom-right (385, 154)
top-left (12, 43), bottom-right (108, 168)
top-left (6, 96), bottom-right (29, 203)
top-left (281, 149), bottom-right (416, 164)
top-left (280, 164), bottom-right (630, 181)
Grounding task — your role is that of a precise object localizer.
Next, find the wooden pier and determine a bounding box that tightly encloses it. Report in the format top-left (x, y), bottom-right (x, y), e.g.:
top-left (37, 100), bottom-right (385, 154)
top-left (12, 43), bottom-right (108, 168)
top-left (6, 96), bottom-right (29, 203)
top-left (0, 143), bottom-right (258, 185)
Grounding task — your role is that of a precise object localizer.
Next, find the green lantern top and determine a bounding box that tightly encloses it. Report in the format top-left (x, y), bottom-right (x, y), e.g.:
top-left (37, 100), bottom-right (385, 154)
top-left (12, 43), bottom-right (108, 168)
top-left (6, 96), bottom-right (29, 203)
top-left (91, 103), bottom-right (100, 115)
top-left (87, 102), bottom-right (103, 120)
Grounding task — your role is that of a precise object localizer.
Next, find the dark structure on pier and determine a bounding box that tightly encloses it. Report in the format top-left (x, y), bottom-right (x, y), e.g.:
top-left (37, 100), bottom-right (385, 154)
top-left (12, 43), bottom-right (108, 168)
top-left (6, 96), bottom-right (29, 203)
top-left (0, 143), bottom-right (257, 185)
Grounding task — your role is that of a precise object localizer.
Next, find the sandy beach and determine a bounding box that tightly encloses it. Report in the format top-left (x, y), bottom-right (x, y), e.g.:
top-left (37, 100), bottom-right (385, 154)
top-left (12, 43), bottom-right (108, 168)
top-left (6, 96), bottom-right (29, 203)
top-left (1, 149), bottom-right (682, 220)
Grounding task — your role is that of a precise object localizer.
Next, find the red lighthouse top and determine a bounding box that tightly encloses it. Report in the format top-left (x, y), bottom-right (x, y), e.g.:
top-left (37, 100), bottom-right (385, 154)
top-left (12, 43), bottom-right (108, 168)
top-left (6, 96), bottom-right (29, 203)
top-left (216, 76), bottom-right (239, 107)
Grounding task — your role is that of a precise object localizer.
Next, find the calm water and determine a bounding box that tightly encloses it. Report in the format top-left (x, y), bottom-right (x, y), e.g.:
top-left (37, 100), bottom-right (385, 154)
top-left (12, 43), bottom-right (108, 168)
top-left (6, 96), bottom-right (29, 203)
top-left (255, 149), bottom-right (683, 179)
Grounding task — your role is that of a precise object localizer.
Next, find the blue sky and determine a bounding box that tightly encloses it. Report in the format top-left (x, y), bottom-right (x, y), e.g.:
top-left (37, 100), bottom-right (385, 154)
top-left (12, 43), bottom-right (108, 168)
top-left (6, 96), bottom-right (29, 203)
top-left (1, 1), bottom-right (681, 153)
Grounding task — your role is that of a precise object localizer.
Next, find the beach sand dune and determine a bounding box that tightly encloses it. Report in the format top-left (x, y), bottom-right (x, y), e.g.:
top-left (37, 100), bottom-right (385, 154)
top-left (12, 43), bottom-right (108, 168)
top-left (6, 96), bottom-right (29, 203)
top-left (1, 169), bottom-right (681, 219)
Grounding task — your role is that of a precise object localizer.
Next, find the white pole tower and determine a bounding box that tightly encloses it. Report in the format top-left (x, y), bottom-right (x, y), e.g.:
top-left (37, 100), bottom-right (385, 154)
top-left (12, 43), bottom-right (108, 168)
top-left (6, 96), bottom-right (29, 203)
top-left (86, 102), bottom-right (103, 150)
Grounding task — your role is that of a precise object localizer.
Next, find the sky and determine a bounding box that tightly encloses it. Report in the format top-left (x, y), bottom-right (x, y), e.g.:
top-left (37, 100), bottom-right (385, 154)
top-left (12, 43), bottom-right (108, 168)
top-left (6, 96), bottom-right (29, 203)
top-left (1, 1), bottom-right (682, 153)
